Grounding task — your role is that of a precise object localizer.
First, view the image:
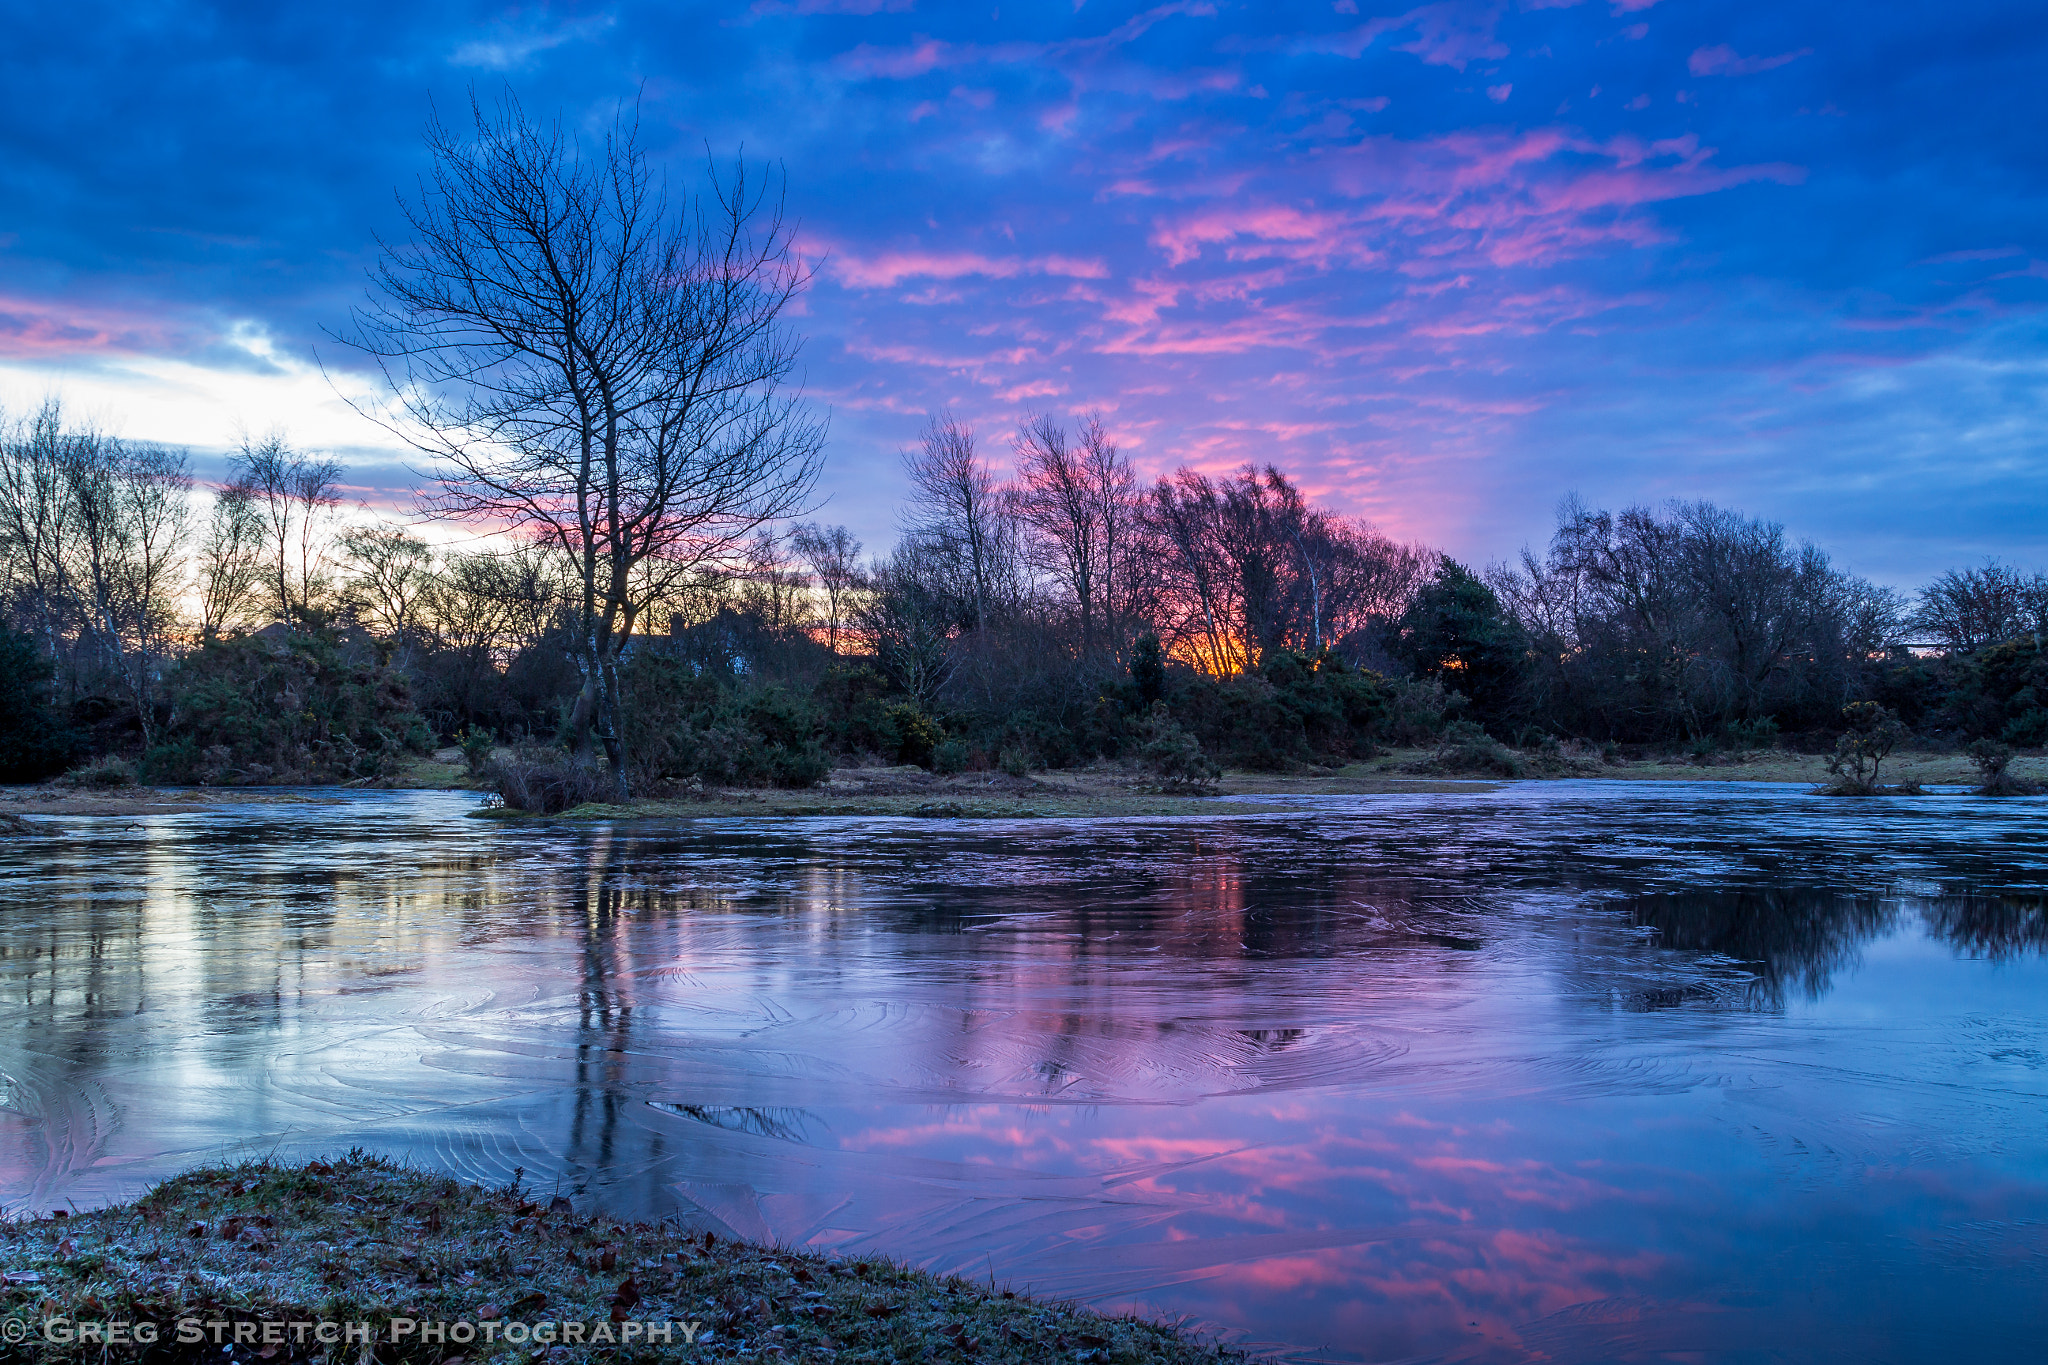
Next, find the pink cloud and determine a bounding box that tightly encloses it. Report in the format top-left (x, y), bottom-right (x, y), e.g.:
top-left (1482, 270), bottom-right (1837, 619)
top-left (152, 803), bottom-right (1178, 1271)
top-left (753, 0), bottom-right (911, 12)
top-left (1396, 2), bottom-right (1510, 71)
top-left (0, 295), bottom-right (195, 360)
top-left (1150, 204), bottom-right (1382, 269)
top-left (1688, 44), bottom-right (1813, 77)
top-left (835, 36), bottom-right (957, 78)
top-left (830, 249), bottom-right (1110, 288)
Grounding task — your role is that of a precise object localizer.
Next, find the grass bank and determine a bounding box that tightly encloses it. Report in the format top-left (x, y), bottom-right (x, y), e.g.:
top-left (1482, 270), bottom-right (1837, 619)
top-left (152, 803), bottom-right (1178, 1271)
top-left (0, 1155), bottom-right (1241, 1364)
top-left (7, 747), bottom-right (2040, 825)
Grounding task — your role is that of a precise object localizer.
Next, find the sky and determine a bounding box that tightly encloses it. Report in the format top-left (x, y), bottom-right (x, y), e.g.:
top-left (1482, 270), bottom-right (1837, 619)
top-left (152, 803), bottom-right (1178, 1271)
top-left (2, 0), bottom-right (2045, 584)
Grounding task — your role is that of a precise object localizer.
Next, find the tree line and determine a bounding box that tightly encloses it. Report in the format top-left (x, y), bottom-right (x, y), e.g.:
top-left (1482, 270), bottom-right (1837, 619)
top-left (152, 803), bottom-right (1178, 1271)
top-left (5, 384), bottom-right (2045, 793)
top-left (4, 91), bottom-right (2044, 795)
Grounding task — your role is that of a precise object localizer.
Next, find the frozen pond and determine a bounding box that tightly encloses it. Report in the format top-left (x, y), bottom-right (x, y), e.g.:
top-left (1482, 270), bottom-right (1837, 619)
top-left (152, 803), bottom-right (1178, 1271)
top-left (2, 783), bottom-right (2044, 1362)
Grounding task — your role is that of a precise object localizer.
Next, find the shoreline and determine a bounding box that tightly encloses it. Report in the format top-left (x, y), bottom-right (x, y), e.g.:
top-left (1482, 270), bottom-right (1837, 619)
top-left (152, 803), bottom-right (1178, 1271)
top-left (3, 748), bottom-right (2040, 822)
top-left (0, 1156), bottom-right (1242, 1363)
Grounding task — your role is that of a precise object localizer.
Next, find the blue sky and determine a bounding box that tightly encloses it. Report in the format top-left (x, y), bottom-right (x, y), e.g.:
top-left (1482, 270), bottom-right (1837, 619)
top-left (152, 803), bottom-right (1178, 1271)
top-left (2, 0), bottom-right (2044, 583)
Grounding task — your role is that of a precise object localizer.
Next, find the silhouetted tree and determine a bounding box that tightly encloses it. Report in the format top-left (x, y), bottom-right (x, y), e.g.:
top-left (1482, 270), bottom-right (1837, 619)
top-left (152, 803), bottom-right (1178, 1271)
top-left (348, 92), bottom-right (823, 799)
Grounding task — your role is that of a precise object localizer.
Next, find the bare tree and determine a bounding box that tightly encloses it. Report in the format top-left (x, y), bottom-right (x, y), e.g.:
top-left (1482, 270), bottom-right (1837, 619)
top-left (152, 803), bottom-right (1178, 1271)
top-left (791, 522), bottom-right (863, 652)
top-left (1149, 468), bottom-right (1239, 675)
top-left (859, 541), bottom-right (958, 708)
top-left (901, 413), bottom-right (1018, 631)
top-left (0, 402), bottom-right (190, 737)
top-left (196, 483), bottom-right (268, 640)
top-left (346, 92), bottom-right (823, 799)
top-left (1012, 412), bottom-right (1144, 662)
top-left (340, 524), bottom-right (438, 651)
top-left (229, 431), bottom-right (345, 624)
top-left (1912, 561), bottom-right (2048, 653)
top-left (735, 530), bottom-right (813, 633)
top-left (0, 400), bottom-right (80, 664)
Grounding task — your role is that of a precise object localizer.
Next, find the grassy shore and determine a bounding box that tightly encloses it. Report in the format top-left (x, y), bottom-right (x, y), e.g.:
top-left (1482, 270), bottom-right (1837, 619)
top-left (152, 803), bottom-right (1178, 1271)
top-left (4, 747), bottom-right (2041, 824)
top-left (0, 1156), bottom-right (1241, 1363)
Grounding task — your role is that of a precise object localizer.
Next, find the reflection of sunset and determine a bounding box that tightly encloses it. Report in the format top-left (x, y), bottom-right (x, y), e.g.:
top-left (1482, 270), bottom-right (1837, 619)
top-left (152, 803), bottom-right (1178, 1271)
top-left (4, 788), bottom-right (2047, 1361)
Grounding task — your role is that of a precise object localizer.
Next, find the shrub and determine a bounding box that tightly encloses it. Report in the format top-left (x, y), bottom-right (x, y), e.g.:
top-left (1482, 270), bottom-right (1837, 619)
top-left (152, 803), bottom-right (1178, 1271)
top-left (932, 739), bottom-right (971, 775)
top-left (1403, 719), bottom-right (1526, 777)
top-left (1969, 738), bottom-right (2045, 796)
top-left (1135, 704), bottom-right (1220, 791)
top-left (457, 725), bottom-right (495, 774)
top-left (887, 703), bottom-right (943, 768)
top-left (1129, 635), bottom-right (1167, 709)
top-left (620, 651), bottom-right (830, 790)
top-left (2004, 707), bottom-right (2048, 748)
top-left (1167, 651), bottom-right (1393, 771)
top-left (484, 749), bottom-right (613, 813)
top-left (59, 755), bottom-right (137, 789)
top-left (140, 627), bottom-right (429, 785)
top-left (1723, 716), bottom-right (1780, 751)
top-left (1384, 674), bottom-right (1462, 747)
top-left (1820, 702), bottom-right (1909, 795)
top-left (997, 744), bottom-right (1032, 777)
top-left (0, 627), bottom-right (76, 782)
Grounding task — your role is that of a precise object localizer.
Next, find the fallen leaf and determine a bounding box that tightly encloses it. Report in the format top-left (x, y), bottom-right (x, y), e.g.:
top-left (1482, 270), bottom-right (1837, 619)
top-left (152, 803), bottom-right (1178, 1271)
top-left (548, 1196), bottom-right (573, 1215)
top-left (1, 1272), bottom-right (43, 1286)
top-left (612, 1277), bottom-right (641, 1310)
top-left (599, 1248), bottom-right (617, 1272)
top-left (474, 1303), bottom-right (501, 1321)
top-left (54, 1239), bottom-right (76, 1257)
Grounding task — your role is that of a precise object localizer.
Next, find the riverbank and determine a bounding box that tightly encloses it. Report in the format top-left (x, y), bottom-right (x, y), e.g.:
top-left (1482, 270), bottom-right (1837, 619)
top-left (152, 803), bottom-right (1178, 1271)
top-left (4, 747), bottom-right (2039, 823)
top-left (0, 1156), bottom-right (1241, 1363)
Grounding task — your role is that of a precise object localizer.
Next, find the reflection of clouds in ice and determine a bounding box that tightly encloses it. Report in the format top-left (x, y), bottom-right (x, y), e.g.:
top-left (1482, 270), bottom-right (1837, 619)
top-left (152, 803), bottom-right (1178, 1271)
top-left (1, 786), bottom-right (2046, 1359)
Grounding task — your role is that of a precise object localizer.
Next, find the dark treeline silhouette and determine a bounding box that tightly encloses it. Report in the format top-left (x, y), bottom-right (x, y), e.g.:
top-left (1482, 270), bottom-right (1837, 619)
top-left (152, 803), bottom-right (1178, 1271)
top-left (5, 396), bottom-right (2048, 796)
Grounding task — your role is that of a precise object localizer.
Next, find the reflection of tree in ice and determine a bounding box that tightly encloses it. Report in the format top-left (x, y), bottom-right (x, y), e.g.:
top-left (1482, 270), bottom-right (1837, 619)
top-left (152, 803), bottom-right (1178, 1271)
top-left (1920, 894), bottom-right (2048, 960)
top-left (1625, 888), bottom-right (2048, 1006)
top-left (1623, 889), bottom-right (1897, 1006)
top-left (653, 1104), bottom-right (824, 1146)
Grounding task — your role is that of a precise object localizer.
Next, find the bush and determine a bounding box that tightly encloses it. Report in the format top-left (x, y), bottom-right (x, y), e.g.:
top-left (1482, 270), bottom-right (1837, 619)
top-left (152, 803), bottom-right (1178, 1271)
top-left (1820, 702), bottom-right (1909, 795)
top-left (59, 755), bottom-right (137, 789)
top-left (887, 703), bottom-right (943, 768)
top-left (620, 651), bottom-right (830, 790)
top-left (1166, 650), bottom-right (1392, 771)
top-left (0, 627), bottom-right (76, 782)
top-left (1135, 704), bottom-right (1220, 791)
top-left (1402, 719), bottom-right (1526, 777)
top-left (1129, 635), bottom-right (1167, 709)
top-left (1384, 674), bottom-right (1463, 747)
top-left (2004, 708), bottom-right (2048, 748)
top-left (932, 739), bottom-right (971, 775)
top-left (484, 749), bottom-right (613, 813)
top-left (1723, 716), bottom-right (1780, 751)
top-left (457, 726), bottom-right (495, 774)
top-left (1969, 738), bottom-right (2045, 796)
top-left (140, 627), bottom-right (429, 785)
